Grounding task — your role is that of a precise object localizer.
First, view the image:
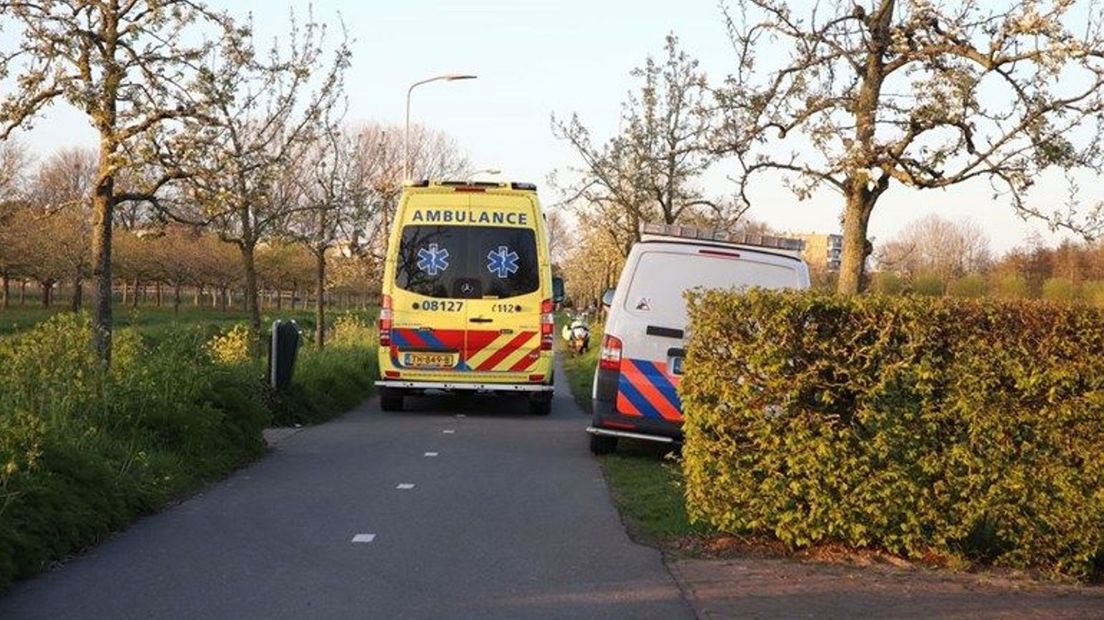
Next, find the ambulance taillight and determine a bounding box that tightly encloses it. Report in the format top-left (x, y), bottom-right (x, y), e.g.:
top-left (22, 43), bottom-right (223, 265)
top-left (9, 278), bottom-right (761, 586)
top-left (599, 334), bottom-right (623, 370)
top-left (379, 294), bottom-right (393, 346)
top-left (541, 299), bottom-right (554, 351)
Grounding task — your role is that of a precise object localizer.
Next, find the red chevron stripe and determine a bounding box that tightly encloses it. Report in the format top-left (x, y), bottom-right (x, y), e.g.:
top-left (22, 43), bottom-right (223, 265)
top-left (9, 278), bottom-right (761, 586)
top-left (429, 329), bottom-right (465, 349)
top-left (393, 328), bottom-right (427, 348)
top-left (476, 331), bottom-right (536, 371)
top-left (464, 330), bottom-right (499, 360)
top-left (508, 347), bottom-right (541, 372)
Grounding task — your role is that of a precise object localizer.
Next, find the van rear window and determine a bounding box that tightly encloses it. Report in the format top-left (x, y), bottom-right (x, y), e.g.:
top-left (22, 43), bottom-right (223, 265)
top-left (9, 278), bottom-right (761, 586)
top-left (623, 250), bottom-right (802, 323)
top-left (396, 225), bottom-right (540, 299)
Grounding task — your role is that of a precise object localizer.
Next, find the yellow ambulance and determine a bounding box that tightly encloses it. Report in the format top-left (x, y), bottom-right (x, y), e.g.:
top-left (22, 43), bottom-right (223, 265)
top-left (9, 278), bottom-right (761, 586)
top-left (375, 180), bottom-right (562, 414)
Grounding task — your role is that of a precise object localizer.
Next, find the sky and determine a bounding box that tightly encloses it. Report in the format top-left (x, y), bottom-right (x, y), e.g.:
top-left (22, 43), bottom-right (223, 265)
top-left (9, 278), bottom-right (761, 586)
top-left (7, 0), bottom-right (1095, 254)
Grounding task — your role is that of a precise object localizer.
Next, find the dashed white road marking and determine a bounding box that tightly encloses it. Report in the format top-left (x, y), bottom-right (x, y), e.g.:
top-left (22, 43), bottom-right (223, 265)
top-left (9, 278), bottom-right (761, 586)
top-left (456, 414), bottom-right (466, 418)
top-left (351, 534), bottom-right (376, 543)
top-left (396, 483), bottom-right (415, 490)
top-left (424, 452), bottom-right (438, 457)
top-left (443, 429), bottom-right (455, 434)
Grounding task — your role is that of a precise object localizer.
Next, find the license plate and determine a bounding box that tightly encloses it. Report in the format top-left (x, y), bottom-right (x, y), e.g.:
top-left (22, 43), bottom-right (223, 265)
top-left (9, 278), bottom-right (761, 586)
top-left (669, 357), bottom-right (685, 376)
top-left (402, 352), bottom-right (458, 369)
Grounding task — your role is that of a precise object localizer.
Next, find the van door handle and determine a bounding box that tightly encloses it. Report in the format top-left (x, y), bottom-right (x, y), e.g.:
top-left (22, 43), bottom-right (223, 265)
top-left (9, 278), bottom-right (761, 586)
top-left (470, 317), bottom-right (493, 324)
top-left (647, 325), bottom-right (684, 339)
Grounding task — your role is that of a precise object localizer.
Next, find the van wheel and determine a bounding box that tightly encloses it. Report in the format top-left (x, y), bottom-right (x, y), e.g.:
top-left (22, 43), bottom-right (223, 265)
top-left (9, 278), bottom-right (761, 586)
top-left (529, 392), bottom-right (552, 416)
top-left (589, 433), bottom-right (618, 455)
top-left (380, 388), bottom-right (404, 412)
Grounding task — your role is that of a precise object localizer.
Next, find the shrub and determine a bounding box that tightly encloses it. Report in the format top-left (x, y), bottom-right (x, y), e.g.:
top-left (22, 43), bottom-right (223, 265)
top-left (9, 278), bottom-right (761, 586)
top-left (946, 274), bottom-right (987, 298)
top-left (869, 272), bottom-right (904, 295)
top-left (910, 272), bottom-right (944, 296)
top-left (267, 345), bottom-right (376, 426)
top-left (1084, 281), bottom-right (1104, 308)
top-left (0, 316), bottom-right (270, 588)
top-left (205, 323), bottom-right (253, 364)
top-left (265, 314), bottom-right (378, 426)
top-left (681, 290), bottom-right (1104, 578)
top-left (990, 272), bottom-right (1030, 299)
top-left (0, 312), bottom-right (378, 589)
top-left (1042, 277), bottom-right (1078, 303)
top-left (330, 313), bottom-right (374, 347)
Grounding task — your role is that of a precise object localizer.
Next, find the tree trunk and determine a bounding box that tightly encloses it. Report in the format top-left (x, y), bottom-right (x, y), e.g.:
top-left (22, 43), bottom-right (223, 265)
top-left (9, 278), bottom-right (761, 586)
top-left (194, 285), bottom-right (201, 307)
top-left (42, 281), bottom-right (51, 308)
top-left (131, 277), bottom-right (140, 308)
top-left (173, 282), bottom-right (182, 315)
top-left (837, 188), bottom-right (876, 295)
top-left (91, 178), bottom-right (114, 362)
top-left (1, 274), bottom-right (8, 309)
top-left (155, 281), bottom-right (162, 307)
top-left (315, 250), bottom-right (326, 348)
top-left (239, 241), bottom-right (262, 351)
top-left (19, 279), bottom-right (26, 305)
top-left (276, 290), bottom-right (283, 310)
top-left (71, 278), bottom-right (83, 312)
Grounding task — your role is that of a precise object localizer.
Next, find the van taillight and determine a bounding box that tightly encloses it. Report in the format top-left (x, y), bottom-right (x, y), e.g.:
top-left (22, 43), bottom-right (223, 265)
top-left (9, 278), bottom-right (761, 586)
top-left (379, 294), bottom-right (392, 346)
top-left (599, 334), bottom-right (622, 371)
top-left (540, 298), bottom-right (554, 351)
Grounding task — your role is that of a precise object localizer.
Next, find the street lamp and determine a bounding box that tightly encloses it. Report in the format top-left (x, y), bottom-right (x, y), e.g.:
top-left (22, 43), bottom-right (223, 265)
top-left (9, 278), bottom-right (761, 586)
top-left (404, 73), bottom-right (477, 181)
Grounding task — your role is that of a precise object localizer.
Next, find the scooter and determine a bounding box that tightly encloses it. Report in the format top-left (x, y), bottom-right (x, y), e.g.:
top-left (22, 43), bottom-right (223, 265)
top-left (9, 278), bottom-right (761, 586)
top-left (562, 317), bottom-right (590, 355)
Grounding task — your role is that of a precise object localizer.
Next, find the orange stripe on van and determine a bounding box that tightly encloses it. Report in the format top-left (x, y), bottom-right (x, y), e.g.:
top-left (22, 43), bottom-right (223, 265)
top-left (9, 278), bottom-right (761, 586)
top-left (620, 362), bottom-right (682, 422)
top-left (616, 392), bottom-right (644, 417)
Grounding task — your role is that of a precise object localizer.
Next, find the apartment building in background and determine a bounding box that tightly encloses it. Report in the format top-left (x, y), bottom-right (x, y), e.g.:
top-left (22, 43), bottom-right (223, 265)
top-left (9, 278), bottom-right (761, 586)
top-left (792, 233), bottom-right (844, 271)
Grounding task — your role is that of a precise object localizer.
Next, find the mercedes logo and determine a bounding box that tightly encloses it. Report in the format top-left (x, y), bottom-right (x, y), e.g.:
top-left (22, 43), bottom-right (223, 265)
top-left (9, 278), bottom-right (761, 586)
top-left (460, 282), bottom-right (473, 294)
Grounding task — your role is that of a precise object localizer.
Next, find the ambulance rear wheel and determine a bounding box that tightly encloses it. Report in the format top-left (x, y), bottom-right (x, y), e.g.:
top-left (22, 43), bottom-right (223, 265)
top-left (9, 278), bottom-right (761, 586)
top-left (380, 387), bottom-right (404, 412)
top-left (529, 392), bottom-right (552, 416)
top-left (589, 433), bottom-right (618, 455)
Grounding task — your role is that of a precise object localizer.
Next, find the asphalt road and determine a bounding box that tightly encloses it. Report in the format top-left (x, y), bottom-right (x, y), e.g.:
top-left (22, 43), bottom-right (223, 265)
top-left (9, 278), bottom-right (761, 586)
top-left (0, 365), bottom-right (693, 620)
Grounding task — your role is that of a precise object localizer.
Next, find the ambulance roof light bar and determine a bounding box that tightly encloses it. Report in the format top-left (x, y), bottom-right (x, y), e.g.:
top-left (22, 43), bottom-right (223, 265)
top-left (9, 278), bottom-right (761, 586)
top-left (640, 223), bottom-right (805, 252)
top-left (403, 180), bottom-right (539, 192)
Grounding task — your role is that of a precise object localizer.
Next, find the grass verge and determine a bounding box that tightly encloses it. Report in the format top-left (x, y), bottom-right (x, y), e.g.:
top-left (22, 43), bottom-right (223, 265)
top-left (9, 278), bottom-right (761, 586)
top-left (0, 311), bottom-right (377, 589)
top-left (557, 321), bottom-right (712, 548)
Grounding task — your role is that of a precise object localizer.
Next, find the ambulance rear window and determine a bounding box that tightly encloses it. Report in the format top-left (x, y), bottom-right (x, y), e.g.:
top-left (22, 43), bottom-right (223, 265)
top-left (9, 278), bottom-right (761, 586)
top-left (396, 225), bottom-right (540, 299)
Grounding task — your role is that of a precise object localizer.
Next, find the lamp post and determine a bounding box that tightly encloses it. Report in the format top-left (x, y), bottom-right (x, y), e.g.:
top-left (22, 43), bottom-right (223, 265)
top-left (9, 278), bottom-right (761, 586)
top-left (404, 74), bottom-right (477, 181)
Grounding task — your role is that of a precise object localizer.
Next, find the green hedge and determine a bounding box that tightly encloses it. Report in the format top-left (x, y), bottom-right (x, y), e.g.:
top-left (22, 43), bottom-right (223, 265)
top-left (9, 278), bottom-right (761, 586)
top-left (0, 314), bottom-right (377, 588)
top-left (681, 290), bottom-right (1104, 578)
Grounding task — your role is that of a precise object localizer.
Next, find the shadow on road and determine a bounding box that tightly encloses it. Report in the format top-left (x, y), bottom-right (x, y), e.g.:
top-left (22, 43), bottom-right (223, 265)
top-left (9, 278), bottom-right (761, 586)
top-left (393, 392), bottom-right (535, 418)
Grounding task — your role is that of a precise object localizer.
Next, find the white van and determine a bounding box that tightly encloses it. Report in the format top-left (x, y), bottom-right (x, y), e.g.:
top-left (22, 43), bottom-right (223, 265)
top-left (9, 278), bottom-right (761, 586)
top-left (588, 224), bottom-right (811, 454)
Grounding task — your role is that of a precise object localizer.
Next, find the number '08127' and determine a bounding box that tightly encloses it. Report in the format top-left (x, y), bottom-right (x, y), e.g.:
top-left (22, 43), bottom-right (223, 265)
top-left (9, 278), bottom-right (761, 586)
top-left (417, 300), bottom-right (463, 312)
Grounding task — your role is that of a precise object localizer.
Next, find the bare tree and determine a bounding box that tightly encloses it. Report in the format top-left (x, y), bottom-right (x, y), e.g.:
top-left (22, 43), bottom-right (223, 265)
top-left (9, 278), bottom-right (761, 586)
top-left (544, 208), bottom-right (573, 266)
top-left (155, 10), bottom-right (350, 345)
top-left (875, 214), bottom-right (991, 278)
top-left (0, 0), bottom-right (238, 361)
top-left (0, 137), bottom-right (30, 198)
top-left (28, 147), bottom-right (96, 309)
top-left (554, 34), bottom-right (737, 256)
top-left (289, 121), bottom-right (375, 347)
top-left (0, 139), bottom-right (31, 308)
top-left (715, 0), bottom-right (1104, 294)
top-left (353, 123), bottom-right (468, 260)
